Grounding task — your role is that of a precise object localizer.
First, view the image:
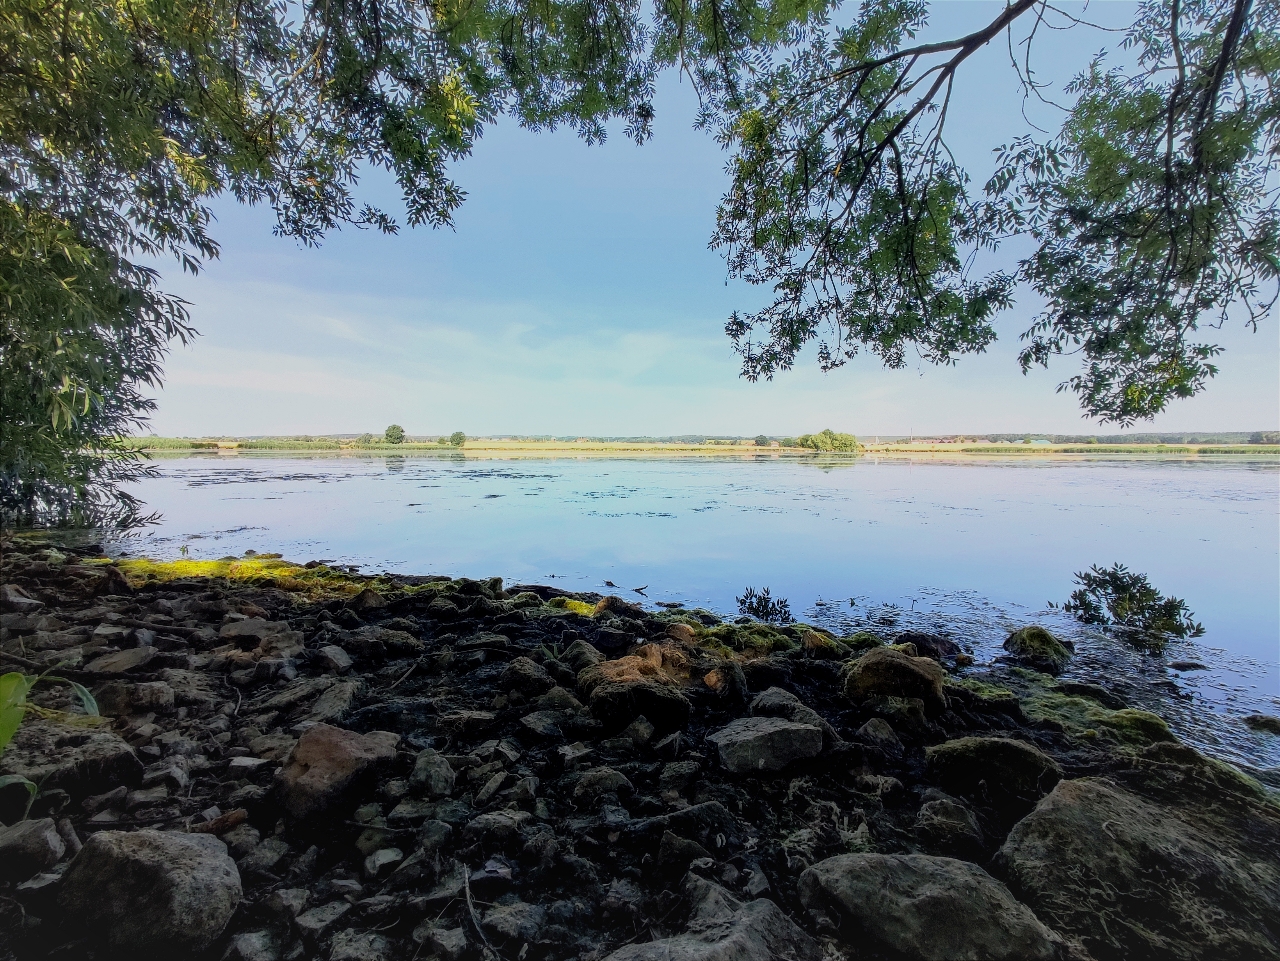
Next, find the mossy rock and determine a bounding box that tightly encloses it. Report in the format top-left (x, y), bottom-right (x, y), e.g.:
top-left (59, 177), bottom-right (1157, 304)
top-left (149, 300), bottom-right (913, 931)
top-left (546, 596), bottom-right (595, 617)
top-left (844, 631), bottom-right (884, 651)
top-left (1004, 626), bottom-right (1072, 674)
top-left (1021, 689), bottom-right (1174, 747)
top-left (697, 623), bottom-right (796, 656)
top-left (926, 736), bottom-right (1061, 818)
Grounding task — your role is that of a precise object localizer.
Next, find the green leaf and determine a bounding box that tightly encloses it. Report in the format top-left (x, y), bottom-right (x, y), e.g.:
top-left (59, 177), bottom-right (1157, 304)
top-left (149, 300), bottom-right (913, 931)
top-left (0, 773), bottom-right (38, 799)
top-left (0, 672), bottom-right (35, 756)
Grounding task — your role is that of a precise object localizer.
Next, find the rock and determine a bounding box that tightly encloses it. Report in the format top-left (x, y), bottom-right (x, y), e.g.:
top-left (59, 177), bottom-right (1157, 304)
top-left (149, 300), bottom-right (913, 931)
top-left (57, 829), bottom-right (241, 953)
top-left (348, 587), bottom-right (387, 611)
top-left (658, 830), bottom-right (712, 873)
top-left (85, 646), bottom-right (156, 674)
top-left (750, 686), bottom-right (839, 747)
top-left (578, 645), bottom-right (692, 732)
top-left (799, 853), bottom-right (1062, 961)
top-left (594, 595), bottom-right (644, 618)
top-left (329, 930), bottom-right (390, 961)
top-left (224, 930), bottom-right (281, 961)
top-left (1004, 626), bottom-right (1073, 674)
top-left (294, 900), bottom-right (351, 939)
top-left (1, 583), bottom-right (44, 613)
top-left (707, 716), bottom-right (823, 774)
top-left (482, 901), bottom-right (546, 942)
top-left (0, 818), bottom-right (66, 882)
top-left (562, 639), bottom-right (605, 673)
top-left (574, 766), bottom-right (634, 800)
top-left (996, 776), bottom-right (1280, 961)
top-left (315, 644), bottom-right (353, 673)
top-left (409, 748), bottom-right (456, 797)
top-left (463, 810), bottom-right (532, 846)
top-left (275, 723), bottom-right (398, 819)
top-left (414, 924), bottom-right (467, 960)
top-left (914, 794), bottom-right (984, 860)
top-left (309, 679), bottom-right (361, 721)
top-left (666, 622), bottom-right (697, 644)
top-left (501, 656), bottom-right (554, 694)
top-left (844, 647), bottom-right (947, 714)
top-left (605, 874), bottom-right (820, 961)
top-left (364, 846), bottom-right (404, 879)
top-left (1245, 713), bottom-right (1280, 735)
top-left (895, 631), bottom-right (961, 661)
top-left (854, 717), bottom-right (903, 755)
top-left (926, 736), bottom-right (1061, 819)
top-left (0, 721), bottom-right (142, 798)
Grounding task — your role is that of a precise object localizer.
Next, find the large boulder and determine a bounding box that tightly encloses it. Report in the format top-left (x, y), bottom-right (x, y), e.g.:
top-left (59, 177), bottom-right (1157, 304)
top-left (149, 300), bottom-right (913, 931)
top-left (57, 830), bottom-right (242, 953)
top-left (843, 647), bottom-right (946, 714)
top-left (1003, 626), bottom-right (1073, 674)
top-left (996, 776), bottom-right (1280, 961)
top-left (799, 853), bottom-right (1064, 961)
top-left (578, 645), bottom-right (692, 732)
top-left (605, 875), bottom-right (820, 961)
top-left (926, 736), bottom-right (1061, 819)
top-left (275, 723), bottom-right (399, 818)
top-left (707, 716), bottom-right (823, 774)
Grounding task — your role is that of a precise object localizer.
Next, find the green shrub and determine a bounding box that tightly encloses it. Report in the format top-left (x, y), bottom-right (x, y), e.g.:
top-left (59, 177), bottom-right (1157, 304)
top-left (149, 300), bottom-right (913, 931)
top-left (448, 431), bottom-right (466, 447)
top-left (384, 424), bottom-right (405, 444)
top-left (796, 429), bottom-right (858, 452)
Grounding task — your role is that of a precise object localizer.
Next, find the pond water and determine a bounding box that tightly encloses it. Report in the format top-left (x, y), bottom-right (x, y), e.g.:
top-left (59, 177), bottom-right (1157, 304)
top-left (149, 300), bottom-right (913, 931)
top-left (118, 451), bottom-right (1280, 770)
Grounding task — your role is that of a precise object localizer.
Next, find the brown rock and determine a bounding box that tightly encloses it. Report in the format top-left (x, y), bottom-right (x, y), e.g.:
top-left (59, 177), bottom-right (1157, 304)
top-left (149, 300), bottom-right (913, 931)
top-left (843, 647), bottom-right (947, 714)
top-left (275, 723), bottom-right (398, 818)
top-left (85, 646), bottom-right (156, 674)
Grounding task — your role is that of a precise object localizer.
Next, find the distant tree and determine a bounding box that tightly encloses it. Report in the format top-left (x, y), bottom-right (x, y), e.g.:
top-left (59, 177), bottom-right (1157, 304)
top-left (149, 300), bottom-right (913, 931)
top-left (355, 433), bottom-right (376, 447)
top-left (448, 432), bottom-right (467, 447)
top-left (384, 425), bottom-right (406, 445)
top-left (796, 429), bottom-right (858, 452)
top-left (754, 435), bottom-right (770, 446)
top-left (780, 438), bottom-right (798, 448)
top-left (1250, 431), bottom-right (1280, 444)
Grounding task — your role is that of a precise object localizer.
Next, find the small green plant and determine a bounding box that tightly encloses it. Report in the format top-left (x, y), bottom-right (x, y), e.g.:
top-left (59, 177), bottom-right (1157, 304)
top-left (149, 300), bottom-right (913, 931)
top-left (1055, 563), bottom-right (1203, 651)
top-left (1, 671), bottom-right (100, 814)
top-left (448, 431), bottom-right (466, 447)
top-left (736, 586), bottom-right (793, 624)
top-left (384, 424), bottom-right (406, 444)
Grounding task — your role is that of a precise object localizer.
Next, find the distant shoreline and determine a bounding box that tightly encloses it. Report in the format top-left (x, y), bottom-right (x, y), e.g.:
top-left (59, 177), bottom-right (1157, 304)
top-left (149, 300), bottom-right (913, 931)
top-left (126, 437), bottom-right (1280, 457)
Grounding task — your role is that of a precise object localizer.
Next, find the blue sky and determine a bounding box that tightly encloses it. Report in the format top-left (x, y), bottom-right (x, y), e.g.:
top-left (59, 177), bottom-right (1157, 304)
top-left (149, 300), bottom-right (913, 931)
top-left (147, 1), bottom-right (1279, 438)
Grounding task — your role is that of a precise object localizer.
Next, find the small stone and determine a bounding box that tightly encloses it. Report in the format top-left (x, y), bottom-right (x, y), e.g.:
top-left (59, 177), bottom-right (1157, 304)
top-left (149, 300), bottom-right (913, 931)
top-left (224, 930), bottom-right (281, 961)
top-left (241, 837), bottom-right (290, 874)
top-left (0, 722), bottom-right (142, 800)
top-left (574, 766), bottom-right (634, 800)
top-left (483, 901), bottom-right (546, 942)
top-left (316, 644), bottom-right (353, 673)
top-left (85, 646), bottom-right (156, 674)
top-left (623, 715), bottom-right (656, 745)
top-left (0, 818), bottom-right (66, 883)
top-left (914, 795), bottom-right (985, 860)
top-left (707, 716), bottom-right (823, 774)
top-left (854, 717), bottom-right (903, 755)
top-left (57, 830), bottom-right (241, 953)
top-left (501, 656), bottom-right (554, 694)
top-left (295, 900), bottom-right (351, 938)
top-left (474, 771), bottom-right (507, 806)
top-left (363, 847), bottom-right (404, 879)
top-left (228, 756), bottom-right (272, 775)
top-left (348, 588), bottom-right (387, 611)
top-left (409, 748), bottom-right (456, 797)
top-left (267, 887), bottom-right (309, 917)
top-left (1, 583), bottom-right (44, 613)
top-left (329, 930), bottom-right (390, 961)
top-left (658, 830), bottom-right (712, 873)
top-left (413, 924), bottom-right (467, 960)
top-left (520, 710), bottom-right (564, 738)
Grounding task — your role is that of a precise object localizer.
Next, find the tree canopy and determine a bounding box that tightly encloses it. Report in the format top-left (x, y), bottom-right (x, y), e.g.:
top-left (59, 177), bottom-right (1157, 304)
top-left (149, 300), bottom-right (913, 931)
top-left (1, 0), bottom-right (1275, 524)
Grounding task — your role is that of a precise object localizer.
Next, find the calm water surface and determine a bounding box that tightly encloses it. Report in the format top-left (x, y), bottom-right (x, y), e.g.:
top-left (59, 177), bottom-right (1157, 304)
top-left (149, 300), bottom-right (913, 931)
top-left (119, 452), bottom-right (1280, 769)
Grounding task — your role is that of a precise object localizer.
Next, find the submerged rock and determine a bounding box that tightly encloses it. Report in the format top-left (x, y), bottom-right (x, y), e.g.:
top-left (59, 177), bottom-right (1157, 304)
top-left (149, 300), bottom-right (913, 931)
top-left (1003, 626), bottom-right (1073, 674)
top-left (799, 852), bottom-right (1064, 961)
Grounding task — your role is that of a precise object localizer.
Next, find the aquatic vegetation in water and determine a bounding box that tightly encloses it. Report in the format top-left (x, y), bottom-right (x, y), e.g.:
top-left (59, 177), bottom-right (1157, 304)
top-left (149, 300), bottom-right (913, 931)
top-left (1055, 563), bottom-right (1203, 651)
top-left (736, 586), bottom-right (793, 624)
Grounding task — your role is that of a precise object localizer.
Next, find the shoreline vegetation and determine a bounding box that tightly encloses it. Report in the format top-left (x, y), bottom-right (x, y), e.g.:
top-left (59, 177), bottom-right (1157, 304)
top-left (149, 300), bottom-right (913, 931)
top-left (2, 539), bottom-right (1279, 961)
top-left (123, 432), bottom-right (1280, 457)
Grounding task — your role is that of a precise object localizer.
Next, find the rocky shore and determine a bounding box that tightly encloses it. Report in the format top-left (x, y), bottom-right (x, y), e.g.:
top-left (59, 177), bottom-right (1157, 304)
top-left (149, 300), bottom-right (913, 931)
top-left (1, 540), bottom-right (1278, 961)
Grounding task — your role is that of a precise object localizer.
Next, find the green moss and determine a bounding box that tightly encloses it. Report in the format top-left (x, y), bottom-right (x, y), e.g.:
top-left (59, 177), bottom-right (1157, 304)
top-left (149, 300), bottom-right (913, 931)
top-left (1022, 688), bottom-right (1174, 746)
top-left (844, 631), bottom-right (884, 650)
top-left (545, 596), bottom-right (595, 616)
top-left (1004, 626), bottom-right (1072, 673)
top-left (697, 623), bottom-right (796, 656)
top-left (947, 677), bottom-right (1019, 709)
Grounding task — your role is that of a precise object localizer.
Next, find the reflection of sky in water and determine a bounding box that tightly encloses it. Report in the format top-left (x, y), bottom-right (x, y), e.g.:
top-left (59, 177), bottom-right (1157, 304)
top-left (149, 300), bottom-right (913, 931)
top-left (118, 452), bottom-right (1280, 770)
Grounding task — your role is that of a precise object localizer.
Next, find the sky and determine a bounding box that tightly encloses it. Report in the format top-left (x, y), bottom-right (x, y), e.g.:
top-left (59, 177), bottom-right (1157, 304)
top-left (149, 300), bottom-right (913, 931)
top-left (146, 1), bottom-right (1280, 438)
